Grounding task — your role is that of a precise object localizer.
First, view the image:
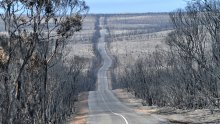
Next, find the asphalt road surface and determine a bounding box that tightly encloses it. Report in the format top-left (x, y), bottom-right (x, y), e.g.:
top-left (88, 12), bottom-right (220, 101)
top-left (87, 20), bottom-right (167, 124)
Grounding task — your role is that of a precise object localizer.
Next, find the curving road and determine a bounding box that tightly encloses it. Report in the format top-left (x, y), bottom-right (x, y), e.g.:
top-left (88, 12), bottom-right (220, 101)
top-left (87, 19), bottom-right (167, 124)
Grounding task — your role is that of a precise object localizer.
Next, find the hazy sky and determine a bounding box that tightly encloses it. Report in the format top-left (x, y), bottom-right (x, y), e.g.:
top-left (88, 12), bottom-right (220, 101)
top-left (86, 0), bottom-right (187, 14)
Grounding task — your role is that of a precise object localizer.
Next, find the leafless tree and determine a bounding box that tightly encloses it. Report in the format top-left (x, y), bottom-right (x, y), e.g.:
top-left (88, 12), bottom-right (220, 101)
top-left (0, 0), bottom-right (90, 123)
top-left (114, 0), bottom-right (220, 110)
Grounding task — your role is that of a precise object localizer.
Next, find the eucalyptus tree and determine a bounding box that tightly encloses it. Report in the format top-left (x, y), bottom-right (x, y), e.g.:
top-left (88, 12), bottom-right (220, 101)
top-left (115, 0), bottom-right (220, 109)
top-left (167, 0), bottom-right (220, 108)
top-left (0, 0), bottom-right (89, 123)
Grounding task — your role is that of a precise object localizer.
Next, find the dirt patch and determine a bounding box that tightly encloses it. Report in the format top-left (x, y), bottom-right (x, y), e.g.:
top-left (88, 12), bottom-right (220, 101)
top-left (113, 89), bottom-right (143, 107)
top-left (160, 109), bottom-right (220, 124)
top-left (113, 89), bottom-right (220, 124)
top-left (67, 92), bottom-right (89, 124)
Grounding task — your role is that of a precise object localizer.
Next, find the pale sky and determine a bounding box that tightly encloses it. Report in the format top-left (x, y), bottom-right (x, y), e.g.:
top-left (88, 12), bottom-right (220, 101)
top-left (85, 0), bottom-right (187, 14)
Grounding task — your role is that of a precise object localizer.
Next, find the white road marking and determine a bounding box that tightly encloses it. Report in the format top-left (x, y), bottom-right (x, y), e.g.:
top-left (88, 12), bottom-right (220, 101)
top-left (97, 28), bottom-right (129, 124)
top-left (112, 112), bottom-right (129, 124)
top-left (100, 92), bottom-right (129, 124)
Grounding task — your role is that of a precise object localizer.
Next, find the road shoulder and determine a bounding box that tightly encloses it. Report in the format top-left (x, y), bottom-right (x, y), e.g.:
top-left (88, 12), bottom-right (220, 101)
top-left (67, 92), bottom-right (89, 124)
top-left (113, 89), bottom-right (220, 124)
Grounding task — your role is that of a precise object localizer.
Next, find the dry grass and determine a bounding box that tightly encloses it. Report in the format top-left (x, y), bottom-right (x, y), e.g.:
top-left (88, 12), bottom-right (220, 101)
top-left (109, 35), bottom-right (168, 73)
top-left (65, 43), bottom-right (94, 59)
top-left (63, 42), bottom-right (94, 71)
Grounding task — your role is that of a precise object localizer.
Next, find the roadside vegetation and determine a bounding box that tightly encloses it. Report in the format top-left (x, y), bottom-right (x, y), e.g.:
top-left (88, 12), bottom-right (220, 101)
top-left (0, 0), bottom-right (99, 124)
top-left (2, 0), bottom-right (220, 123)
top-left (112, 0), bottom-right (220, 111)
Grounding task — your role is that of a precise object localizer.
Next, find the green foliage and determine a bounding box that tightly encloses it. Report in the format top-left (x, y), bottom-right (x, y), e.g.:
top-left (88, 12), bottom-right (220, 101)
top-left (57, 15), bottom-right (82, 38)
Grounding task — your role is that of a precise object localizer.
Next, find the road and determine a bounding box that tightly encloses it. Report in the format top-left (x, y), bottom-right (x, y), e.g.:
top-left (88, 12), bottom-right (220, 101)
top-left (87, 19), bottom-right (167, 124)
